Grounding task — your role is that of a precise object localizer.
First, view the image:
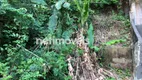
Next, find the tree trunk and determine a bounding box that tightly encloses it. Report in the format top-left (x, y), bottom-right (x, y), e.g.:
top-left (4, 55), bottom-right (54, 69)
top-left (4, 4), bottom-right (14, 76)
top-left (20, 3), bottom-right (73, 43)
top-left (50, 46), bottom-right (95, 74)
top-left (67, 28), bottom-right (117, 80)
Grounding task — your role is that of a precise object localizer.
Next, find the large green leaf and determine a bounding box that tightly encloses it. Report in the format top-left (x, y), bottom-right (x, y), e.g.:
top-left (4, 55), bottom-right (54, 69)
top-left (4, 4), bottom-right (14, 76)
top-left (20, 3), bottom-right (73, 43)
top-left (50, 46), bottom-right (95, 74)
top-left (55, 0), bottom-right (65, 10)
top-left (87, 23), bottom-right (94, 47)
top-left (48, 10), bottom-right (58, 33)
top-left (31, 0), bottom-right (47, 5)
top-left (63, 2), bottom-right (70, 9)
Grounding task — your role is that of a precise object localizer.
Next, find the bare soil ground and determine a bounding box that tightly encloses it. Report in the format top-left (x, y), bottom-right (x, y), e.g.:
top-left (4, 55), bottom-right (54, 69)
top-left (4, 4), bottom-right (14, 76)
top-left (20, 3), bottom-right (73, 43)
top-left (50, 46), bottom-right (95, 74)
top-left (92, 14), bottom-right (132, 47)
top-left (92, 13), bottom-right (133, 80)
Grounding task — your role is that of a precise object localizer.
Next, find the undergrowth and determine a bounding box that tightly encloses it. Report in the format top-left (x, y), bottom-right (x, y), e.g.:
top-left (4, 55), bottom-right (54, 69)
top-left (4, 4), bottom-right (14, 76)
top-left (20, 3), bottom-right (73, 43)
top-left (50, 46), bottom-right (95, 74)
top-left (0, 0), bottom-right (131, 80)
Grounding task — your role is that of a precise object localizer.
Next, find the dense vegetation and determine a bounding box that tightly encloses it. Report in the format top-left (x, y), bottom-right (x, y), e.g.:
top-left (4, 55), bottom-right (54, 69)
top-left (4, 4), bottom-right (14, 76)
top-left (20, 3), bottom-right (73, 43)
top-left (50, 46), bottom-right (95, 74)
top-left (0, 0), bottom-right (130, 80)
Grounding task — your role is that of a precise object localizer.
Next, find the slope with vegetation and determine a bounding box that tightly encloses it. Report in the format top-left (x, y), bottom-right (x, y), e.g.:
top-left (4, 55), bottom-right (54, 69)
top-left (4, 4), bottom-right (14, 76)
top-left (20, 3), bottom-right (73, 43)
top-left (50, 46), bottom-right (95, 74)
top-left (0, 0), bottom-right (131, 80)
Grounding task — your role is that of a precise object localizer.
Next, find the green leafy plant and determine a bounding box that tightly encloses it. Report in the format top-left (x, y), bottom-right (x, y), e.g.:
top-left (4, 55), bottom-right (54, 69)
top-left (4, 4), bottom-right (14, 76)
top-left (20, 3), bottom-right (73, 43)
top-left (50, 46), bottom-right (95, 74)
top-left (0, 0), bottom-right (76, 79)
top-left (91, 46), bottom-right (100, 52)
top-left (104, 39), bottom-right (126, 46)
top-left (73, 0), bottom-right (90, 25)
top-left (0, 0), bottom-right (130, 80)
top-left (93, 0), bottom-right (119, 7)
top-left (87, 23), bottom-right (94, 47)
top-left (0, 62), bottom-right (12, 80)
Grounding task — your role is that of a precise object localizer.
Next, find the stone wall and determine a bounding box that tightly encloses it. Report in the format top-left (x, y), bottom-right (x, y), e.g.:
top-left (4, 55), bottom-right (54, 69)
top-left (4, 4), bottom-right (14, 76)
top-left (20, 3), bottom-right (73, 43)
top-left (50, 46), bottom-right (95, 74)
top-left (133, 41), bottom-right (142, 80)
top-left (100, 46), bottom-right (132, 70)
